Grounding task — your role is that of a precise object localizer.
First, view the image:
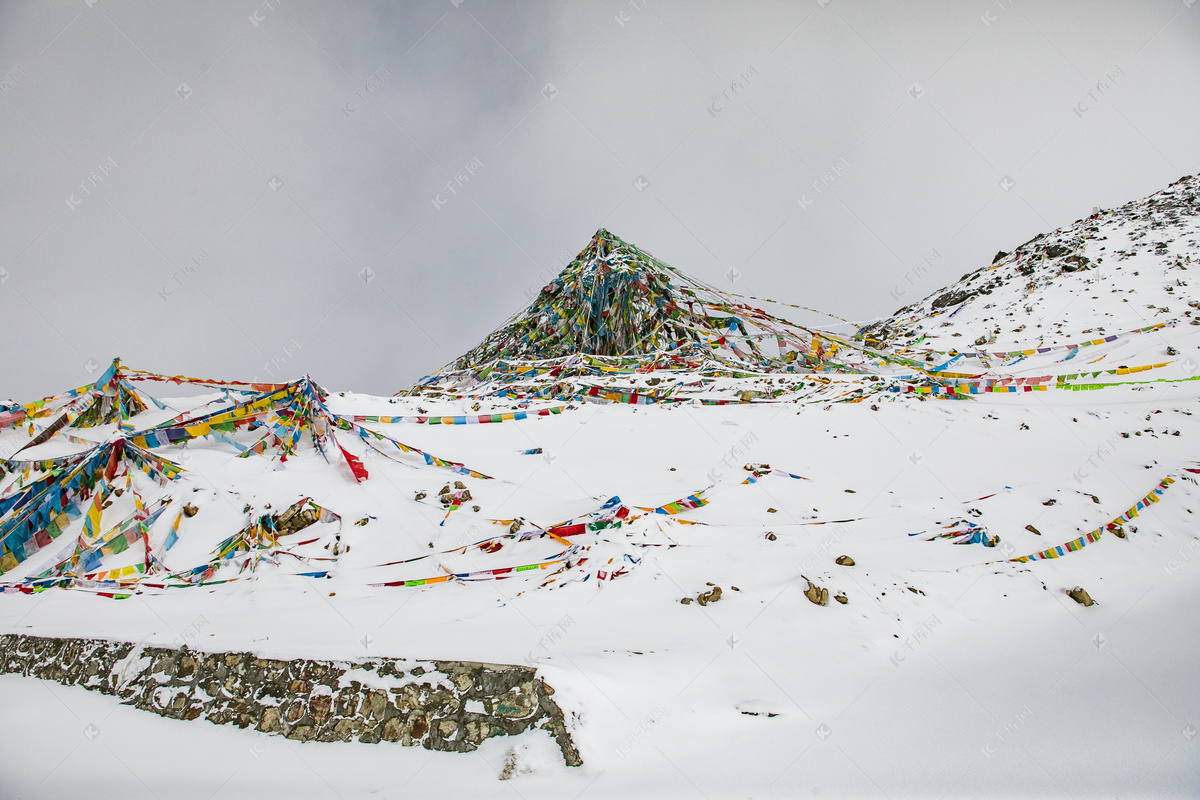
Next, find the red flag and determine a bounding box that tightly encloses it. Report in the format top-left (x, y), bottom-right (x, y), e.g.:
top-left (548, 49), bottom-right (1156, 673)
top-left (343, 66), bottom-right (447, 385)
top-left (104, 440), bottom-right (124, 482)
top-left (339, 445), bottom-right (369, 482)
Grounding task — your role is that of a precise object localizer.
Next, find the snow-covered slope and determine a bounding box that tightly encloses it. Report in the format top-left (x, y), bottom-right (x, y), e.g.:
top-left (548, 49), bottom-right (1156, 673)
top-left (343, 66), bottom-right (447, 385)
top-left (864, 173), bottom-right (1200, 364)
top-left (2, 176), bottom-right (1199, 798)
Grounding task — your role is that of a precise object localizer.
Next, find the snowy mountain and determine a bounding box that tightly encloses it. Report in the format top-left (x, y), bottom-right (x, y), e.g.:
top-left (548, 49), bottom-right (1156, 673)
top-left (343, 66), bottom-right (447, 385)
top-left (2, 175), bottom-right (1199, 798)
top-left (863, 173), bottom-right (1200, 367)
top-left (410, 228), bottom-right (915, 404)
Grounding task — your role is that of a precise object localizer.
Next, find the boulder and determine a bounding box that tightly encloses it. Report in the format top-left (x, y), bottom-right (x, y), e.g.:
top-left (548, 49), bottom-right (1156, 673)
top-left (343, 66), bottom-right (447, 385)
top-left (1067, 586), bottom-right (1095, 606)
top-left (931, 289), bottom-right (974, 310)
top-left (803, 579), bottom-right (828, 607)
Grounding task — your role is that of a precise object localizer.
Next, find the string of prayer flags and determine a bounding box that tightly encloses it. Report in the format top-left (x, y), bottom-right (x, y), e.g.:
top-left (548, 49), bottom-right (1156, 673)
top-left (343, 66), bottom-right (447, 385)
top-left (348, 406), bottom-right (566, 425)
top-left (369, 545), bottom-right (582, 588)
top-left (741, 464), bottom-right (808, 484)
top-left (638, 491), bottom-right (709, 515)
top-left (921, 520), bottom-right (998, 547)
top-left (1007, 475), bottom-right (1176, 563)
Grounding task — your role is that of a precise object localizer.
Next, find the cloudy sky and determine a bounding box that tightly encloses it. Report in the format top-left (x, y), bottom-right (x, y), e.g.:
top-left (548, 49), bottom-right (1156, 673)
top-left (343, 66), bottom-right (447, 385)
top-left (1, 0), bottom-right (1197, 399)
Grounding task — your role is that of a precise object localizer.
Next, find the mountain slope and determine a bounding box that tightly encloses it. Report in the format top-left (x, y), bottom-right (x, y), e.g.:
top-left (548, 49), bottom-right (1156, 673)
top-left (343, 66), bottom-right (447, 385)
top-left (863, 174), bottom-right (1200, 365)
top-left (2, 176), bottom-right (1200, 797)
top-left (410, 229), bottom-right (916, 399)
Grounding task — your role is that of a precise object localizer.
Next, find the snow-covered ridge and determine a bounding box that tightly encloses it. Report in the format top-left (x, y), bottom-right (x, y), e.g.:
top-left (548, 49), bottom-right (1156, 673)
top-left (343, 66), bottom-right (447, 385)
top-left (863, 173), bottom-right (1200, 360)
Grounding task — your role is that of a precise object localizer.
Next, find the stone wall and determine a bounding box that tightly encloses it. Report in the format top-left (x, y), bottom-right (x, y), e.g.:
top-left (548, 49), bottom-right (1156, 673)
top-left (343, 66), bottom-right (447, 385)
top-left (0, 634), bottom-right (581, 766)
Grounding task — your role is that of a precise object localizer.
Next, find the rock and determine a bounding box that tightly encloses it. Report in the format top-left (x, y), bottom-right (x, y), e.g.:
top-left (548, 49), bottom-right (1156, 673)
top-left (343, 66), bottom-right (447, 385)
top-left (992, 251), bottom-right (1009, 264)
top-left (834, 594), bottom-right (848, 604)
top-left (767, 507), bottom-right (777, 513)
top-left (177, 655), bottom-right (196, 679)
top-left (1109, 524), bottom-right (1126, 539)
top-left (931, 289), bottom-right (974, 310)
top-left (276, 505), bottom-right (321, 535)
top-left (1062, 255), bottom-right (1090, 272)
top-left (311, 695), bottom-right (333, 725)
top-left (680, 597), bottom-right (692, 605)
top-left (495, 690), bottom-right (535, 718)
top-left (1044, 244), bottom-right (1071, 258)
top-left (697, 586), bottom-right (722, 606)
top-left (454, 481), bottom-right (466, 490)
top-left (835, 555), bottom-right (854, 566)
top-left (499, 748), bottom-right (523, 780)
top-left (1067, 586), bottom-right (1095, 606)
top-left (328, 718), bottom-right (356, 742)
top-left (259, 707), bottom-right (281, 733)
top-left (1025, 524), bottom-right (1041, 536)
top-left (286, 725), bottom-right (316, 742)
top-left (765, 532), bottom-right (777, 541)
top-left (182, 503), bottom-right (199, 518)
top-left (381, 717), bottom-right (405, 742)
top-left (802, 579), bottom-right (828, 607)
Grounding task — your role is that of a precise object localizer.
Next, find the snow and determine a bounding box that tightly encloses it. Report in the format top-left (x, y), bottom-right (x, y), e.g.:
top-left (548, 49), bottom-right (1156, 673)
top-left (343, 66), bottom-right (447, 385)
top-left (2, 177), bottom-right (1200, 797)
top-left (3, 386), bottom-right (1199, 796)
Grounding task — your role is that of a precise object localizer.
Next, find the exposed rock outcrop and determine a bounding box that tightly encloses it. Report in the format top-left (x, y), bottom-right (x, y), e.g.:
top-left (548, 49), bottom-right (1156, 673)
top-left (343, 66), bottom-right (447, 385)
top-left (0, 634), bottom-right (581, 766)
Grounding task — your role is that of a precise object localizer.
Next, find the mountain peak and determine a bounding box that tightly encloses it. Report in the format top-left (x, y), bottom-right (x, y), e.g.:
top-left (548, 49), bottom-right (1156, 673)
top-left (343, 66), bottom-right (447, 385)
top-left (446, 229), bottom-right (704, 367)
top-left (419, 229), bottom-right (875, 392)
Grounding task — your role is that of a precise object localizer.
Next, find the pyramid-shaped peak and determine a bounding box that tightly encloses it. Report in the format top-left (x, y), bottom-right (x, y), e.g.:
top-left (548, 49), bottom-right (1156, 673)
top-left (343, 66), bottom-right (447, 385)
top-left (569, 228), bottom-right (675, 276)
top-left (445, 229), bottom-right (710, 367)
top-left (412, 229), bottom-right (857, 391)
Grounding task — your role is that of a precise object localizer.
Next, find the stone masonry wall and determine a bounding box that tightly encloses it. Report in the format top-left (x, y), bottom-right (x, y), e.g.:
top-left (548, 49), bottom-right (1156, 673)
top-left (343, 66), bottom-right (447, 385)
top-left (0, 634), bottom-right (581, 766)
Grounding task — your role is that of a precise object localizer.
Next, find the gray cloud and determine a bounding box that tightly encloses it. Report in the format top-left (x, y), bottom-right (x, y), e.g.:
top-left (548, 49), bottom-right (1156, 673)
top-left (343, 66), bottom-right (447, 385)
top-left (1, 0), bottom-right (1197, 399)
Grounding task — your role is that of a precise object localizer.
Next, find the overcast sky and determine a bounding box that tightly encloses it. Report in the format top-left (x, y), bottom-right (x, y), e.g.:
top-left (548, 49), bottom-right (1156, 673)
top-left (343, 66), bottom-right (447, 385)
top-left (1, 0), bottom-right (1198, 399)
